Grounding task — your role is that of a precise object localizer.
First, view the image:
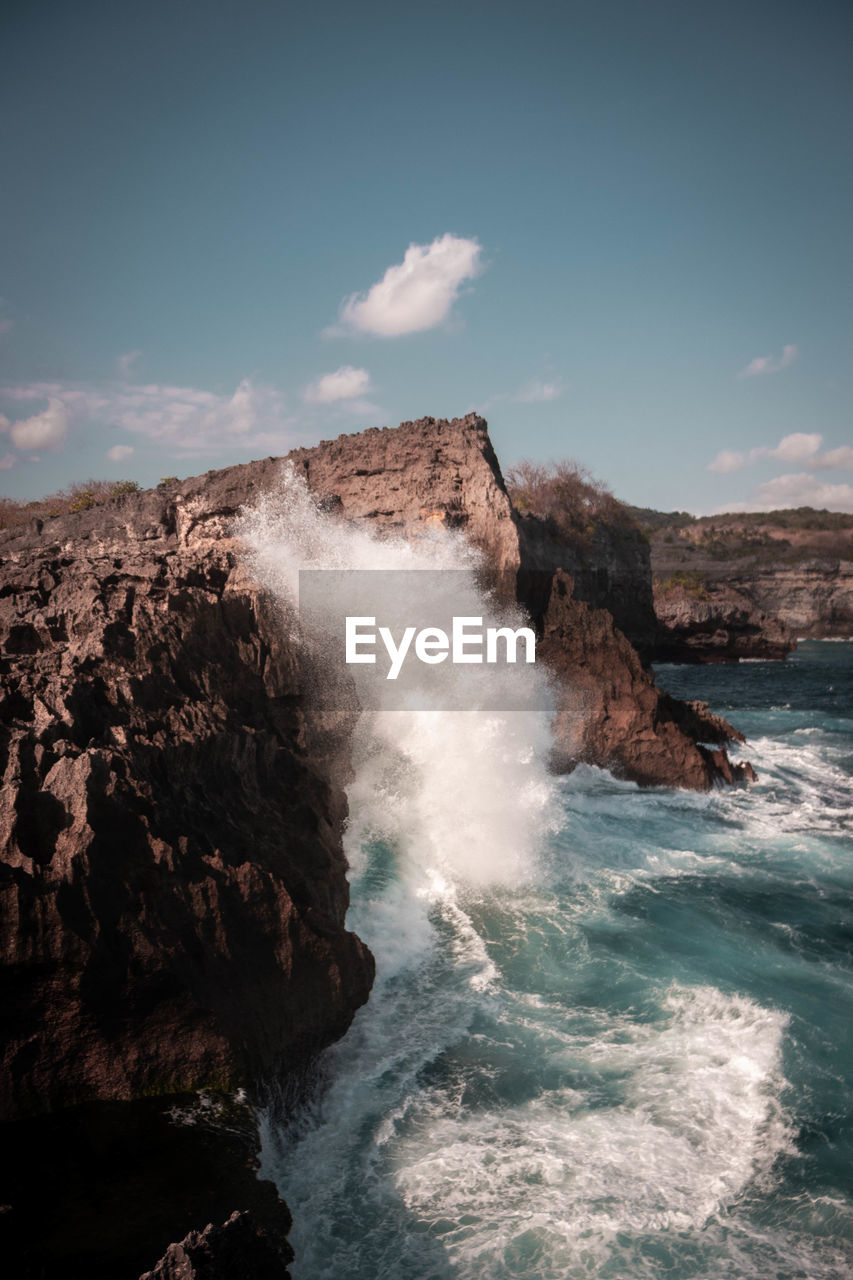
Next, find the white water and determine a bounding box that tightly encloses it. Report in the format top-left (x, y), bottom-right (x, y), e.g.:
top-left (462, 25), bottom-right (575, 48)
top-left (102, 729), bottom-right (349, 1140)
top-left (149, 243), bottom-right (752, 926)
top-left (238, 472), bottom-right (845, 1279)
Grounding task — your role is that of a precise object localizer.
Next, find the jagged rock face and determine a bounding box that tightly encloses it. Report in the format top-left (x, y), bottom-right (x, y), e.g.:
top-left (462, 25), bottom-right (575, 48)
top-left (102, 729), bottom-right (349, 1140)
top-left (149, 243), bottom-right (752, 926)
top-left (515, 515), bottom-right (658, 654)
top-left (729, 561), bottom-right (853, 639)
top-left (289, 415), bottom-right (521, 572)
top-left (653, 582), bottom-right (796, 662)
top-left (289, 414), bottom-right (657, 650)
top-left (0, 474), bottom-right (374, 1119)
top-left (140, 1210), bottom-right (292, 1280)
top-left (542, 572), bottom-right (755, 790)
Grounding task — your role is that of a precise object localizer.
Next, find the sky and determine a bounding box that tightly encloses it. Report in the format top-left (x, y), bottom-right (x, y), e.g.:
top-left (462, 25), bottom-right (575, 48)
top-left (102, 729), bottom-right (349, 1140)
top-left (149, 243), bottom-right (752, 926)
top-left (1, 0), bottom-right (851, 513)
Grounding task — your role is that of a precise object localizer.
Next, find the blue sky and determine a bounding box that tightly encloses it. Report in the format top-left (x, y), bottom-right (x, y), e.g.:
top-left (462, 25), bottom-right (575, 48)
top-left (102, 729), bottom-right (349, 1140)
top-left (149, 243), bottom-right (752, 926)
top-left (1, 0), bottom-right (851, 512)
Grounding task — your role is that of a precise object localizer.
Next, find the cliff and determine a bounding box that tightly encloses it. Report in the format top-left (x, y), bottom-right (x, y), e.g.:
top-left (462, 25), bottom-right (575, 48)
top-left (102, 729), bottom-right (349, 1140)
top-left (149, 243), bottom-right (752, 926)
top-left (0, 414), bottom-right (751, 1274)
top-left (542, 571), bottom-right (755, 788)
top-left (0, 468), bottom-right (373, 1276)
top-left (0, 469), bottom-right (373, 1117)
top-left (290, 414), bottom-right (749, 788)
top-left (653, 578), bottom-right (795, 663)
top-left (290, 416), bottom-right (658, 652)
top-left (642, 509), bottom-right (853, 657)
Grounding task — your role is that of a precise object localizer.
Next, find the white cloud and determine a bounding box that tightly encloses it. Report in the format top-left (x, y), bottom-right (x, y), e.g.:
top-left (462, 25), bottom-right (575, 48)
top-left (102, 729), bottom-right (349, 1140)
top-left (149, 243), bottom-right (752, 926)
top-left (724, 472), bottom-right (853, 513)
top-left (815, 445), bottom-right (853, 470)
top-left (515, 378), bottom-right (563, 403)
top-left (304, 365), bottom-right (372, 403)
top-left (10, 398), bottom-right (68, 451)
top-left (0, 452), bottom-right (15, 470)
top-left (708, 449), bottom-right (746, 474)
top-left (2, 377), bottom-right (300, 458)
top-left (770, 431), bottom-right (821, 462)
top-left (117, 349), bottom-right (143, 377)
top-left (738, 343), bottom-right (798, 378)
top-left (107, 444), bottom-right (135, 463)
top-left (707, 431), bottom-right (853, 476)
top-left (329, 234), bottom-right (482, 337)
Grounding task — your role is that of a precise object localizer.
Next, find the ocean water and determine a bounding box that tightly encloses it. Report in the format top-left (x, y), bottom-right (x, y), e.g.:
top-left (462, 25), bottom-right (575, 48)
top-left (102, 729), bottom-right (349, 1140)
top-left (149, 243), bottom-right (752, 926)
top-left (244, 477), bottom-right (853, 1279)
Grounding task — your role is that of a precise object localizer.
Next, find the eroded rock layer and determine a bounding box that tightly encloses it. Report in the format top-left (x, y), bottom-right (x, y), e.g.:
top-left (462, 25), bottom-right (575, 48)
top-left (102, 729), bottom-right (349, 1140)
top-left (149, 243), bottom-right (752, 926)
top-left (0, 476), bottom-right (373, 1119)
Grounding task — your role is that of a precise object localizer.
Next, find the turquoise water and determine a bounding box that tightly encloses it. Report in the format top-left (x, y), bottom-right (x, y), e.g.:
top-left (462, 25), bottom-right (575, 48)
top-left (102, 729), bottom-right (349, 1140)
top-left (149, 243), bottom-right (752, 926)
top-left (263, 641), bottom-right (853, 1279)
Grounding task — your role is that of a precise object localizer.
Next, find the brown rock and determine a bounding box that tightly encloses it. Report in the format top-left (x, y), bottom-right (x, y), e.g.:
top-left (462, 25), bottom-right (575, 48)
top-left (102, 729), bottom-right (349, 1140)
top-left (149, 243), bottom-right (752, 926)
top-left (0, 473), bottom-right (373, 1119)
top-left (541, 571), bottom-right (754, 789)
top-left (653, 581), bottom-right (795, 662)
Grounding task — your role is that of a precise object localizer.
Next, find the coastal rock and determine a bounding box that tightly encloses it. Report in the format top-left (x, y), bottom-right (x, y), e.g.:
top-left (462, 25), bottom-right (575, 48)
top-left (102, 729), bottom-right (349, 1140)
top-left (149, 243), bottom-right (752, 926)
top-left (290, 414), bottom-right (658, 651)
top-left (541, 571), bottom-right (754, 789)
top-left (140, 1210), bottom-right (292, 1280)
top-left (646, 512), bottom-right (853, 650)
top-left (0, 477), bottom-right (374, 1118)
top-left (653, 580), bottom-right (795, 662)
top-left (290, 415), bottom-right (749, 787)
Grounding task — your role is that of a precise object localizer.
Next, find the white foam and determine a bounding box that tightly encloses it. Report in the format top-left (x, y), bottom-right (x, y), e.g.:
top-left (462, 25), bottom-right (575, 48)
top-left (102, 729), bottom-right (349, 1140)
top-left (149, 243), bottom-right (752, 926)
top-left (392, 984), bottom-right (793, 1273)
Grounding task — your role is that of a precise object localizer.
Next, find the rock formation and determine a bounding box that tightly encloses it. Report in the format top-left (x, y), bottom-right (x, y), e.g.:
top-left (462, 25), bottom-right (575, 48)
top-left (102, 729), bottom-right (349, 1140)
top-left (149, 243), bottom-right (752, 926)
top-left (290, 415), bottom-right (658, 652)
top-left (542, 572), bottom-right (755, 788)
top-left (290, 414), bottom-right (749, 786)
top-left (0, 413), bottom-right (752, 1274)
top-left (643, 510), bottom-right (853, 656)
top-left (653, 579), bottom-right (795, 662)
top-left (0, 471), bottom-right (373, 1117)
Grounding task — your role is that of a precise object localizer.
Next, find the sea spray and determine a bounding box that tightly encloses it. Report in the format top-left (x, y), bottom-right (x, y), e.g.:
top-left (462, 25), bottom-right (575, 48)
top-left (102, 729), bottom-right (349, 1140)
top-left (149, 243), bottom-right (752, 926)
top-left (240, 475), bottom-right (845, 1279)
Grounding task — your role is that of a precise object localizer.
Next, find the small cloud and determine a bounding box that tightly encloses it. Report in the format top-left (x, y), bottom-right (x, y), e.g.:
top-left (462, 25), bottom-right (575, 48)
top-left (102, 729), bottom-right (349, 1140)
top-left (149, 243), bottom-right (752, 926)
top-left (117, 349), bottom-right (143, 378)
top-left (815, 445), bottom-right (853, 469)
top-left (10, 398), bottom-right (68, 451)
top-left (770, 431), bottom-right (821, 462)
top-left (0, 452), bottom-right (15, 470)
top-left (724, 472), bottom-right (853, 513)
top-left (708, 449), bottom-right (746, 474)
top-left (2, 377), bottom-right (299, 458)
top-left (0, 414), bottom-right (9, 433)
top-left (304, 365), bottom-right (372, 403)
top-left (739, 343), bottom-right (798, 378)
top-left (515, 378), bottom-right (563, 404)
top-left (328, 234), bottom-right (483, 338)
top-left (107, 444), bottom-right (135, 462)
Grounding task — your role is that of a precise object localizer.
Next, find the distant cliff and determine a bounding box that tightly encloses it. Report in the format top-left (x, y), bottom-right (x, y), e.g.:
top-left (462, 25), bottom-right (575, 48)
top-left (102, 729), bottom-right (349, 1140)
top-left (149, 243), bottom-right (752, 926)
top-left (634, 508), bottom-right (853, 659)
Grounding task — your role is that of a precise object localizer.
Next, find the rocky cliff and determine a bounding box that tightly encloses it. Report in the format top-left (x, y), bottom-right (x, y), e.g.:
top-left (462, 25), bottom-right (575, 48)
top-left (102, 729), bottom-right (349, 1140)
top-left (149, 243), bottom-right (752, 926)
top-left (644, 510), bottom-right (853, 657)
top-left (0, 414), bottom-right (751, 1274)
top-left (0, 466), bottom-right (373, 1276)
top-left (291, 414), bottom-right (748, 788)
top-left (653, 578), bottom-right (795, 663)
top-left (290, 415), bottom-right (658, 652)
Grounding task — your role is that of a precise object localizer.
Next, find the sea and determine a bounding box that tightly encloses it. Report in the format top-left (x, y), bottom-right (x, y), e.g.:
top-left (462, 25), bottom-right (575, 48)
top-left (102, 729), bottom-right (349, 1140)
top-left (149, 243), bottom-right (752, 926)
top-left (243, 475), bottom-right (853, 1279)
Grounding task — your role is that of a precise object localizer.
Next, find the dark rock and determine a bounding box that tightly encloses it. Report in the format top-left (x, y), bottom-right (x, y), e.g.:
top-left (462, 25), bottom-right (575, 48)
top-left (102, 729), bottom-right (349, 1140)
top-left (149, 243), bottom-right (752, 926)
top-left (0, 1094), bottom-right (293, 1280)
top-left (541, 571), bottom-right (754, 789)
top-left (653, 581), bottom-right (795, 662)
top-left (140, 1209), bottom-right (291, 1280)
top-left (0, 471), bottom-right (374, 1119)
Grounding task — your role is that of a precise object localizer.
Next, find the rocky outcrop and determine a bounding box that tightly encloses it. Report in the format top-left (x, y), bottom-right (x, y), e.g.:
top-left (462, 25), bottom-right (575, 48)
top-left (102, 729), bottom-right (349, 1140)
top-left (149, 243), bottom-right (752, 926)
top-left (0, 471), bottom-right (374, 1119)
top-left (0, 1093), bottom-right (293, 1279)
top-left (0, 413), bottom-right (753, 1275)
top-left (140, 1209), bottom-right (291, 1280)
top-left (647, 513), bottom-right (853, 653)
top-left (290, 414), bottom-right (750, 786)
top-left (728, 560), bottom-right (853, 639)
top-left (653, 580), bottom-right (795, 662)
top-left (290, 415), bottom-right (658, 651)
top-left (542, 572), bottom-right (754, 789)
